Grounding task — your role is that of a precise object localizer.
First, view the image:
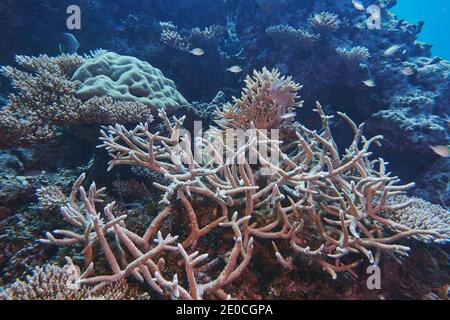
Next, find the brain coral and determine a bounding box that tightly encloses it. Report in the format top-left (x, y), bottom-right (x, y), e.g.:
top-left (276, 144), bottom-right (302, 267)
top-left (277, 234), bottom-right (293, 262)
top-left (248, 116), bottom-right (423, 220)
top-left (72, 52), bottom-right (188, 111)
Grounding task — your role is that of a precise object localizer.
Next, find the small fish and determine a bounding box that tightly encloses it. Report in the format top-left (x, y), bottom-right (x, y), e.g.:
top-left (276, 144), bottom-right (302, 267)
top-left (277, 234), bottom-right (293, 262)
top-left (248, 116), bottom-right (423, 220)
top-left (226, 66), bottom-right (242, 73)
top-left (190, 48), bottom-right (205, 56)
top-left (402, 67), bottom-right (414, 76)
top-left (60, 33), bottom-right (80, 54)
top-left (280, 112), bottom-right (297, 120)
top-left (431, 145), bottom-right (450, 158)
top-left (383, 44), bottom-right (404, 57)
top-left (362, 79), bottom-right (376, 87)
top-left (352, 0), bottom-right (365, 11)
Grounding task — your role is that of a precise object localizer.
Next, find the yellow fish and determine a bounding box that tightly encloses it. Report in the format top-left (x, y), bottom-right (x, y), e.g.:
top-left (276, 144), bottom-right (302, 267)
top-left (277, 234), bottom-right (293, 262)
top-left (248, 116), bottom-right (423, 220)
top-left (226, 66), bottom-right (242, 73)
top-left (190, 48), bottom-right (205, 56)
top-left (431, 145), bottom-right (450, 158)
top-left (362, 79), bottom-right (376, 87)
top-left (352, 0), bottom-right (365, 11)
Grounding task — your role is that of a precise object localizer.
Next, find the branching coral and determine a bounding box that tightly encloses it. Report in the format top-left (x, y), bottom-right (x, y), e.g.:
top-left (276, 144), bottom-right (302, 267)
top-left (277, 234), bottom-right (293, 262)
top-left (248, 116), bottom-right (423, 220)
top-left (382, 195), bottom-right (450, 243)
top-left (336, 46), bottom-right (371, 66)
top-left (160, 21), bottom-right (225, 52)
top-left (0, 260), bottom-right (149, 300)
top-left (308, 11), bottom-right (342, 33)
top-left (160, 21), bottom-right (192, 52)
top-left (216, 67), bottom-right (303, 129)
top-left (41, 170), bottom-right (253, 300)
top-left (37, 186), bottom-right (69, 213)
top-left (78, 96), bottom-right (154, 124)
top-left (0, 53), bottom-right (156, 149)
top-left (266, 25), bottom-right (320, 45)
top-left (41, 88), bottom-right (448, 299)
top-left (0, 54), bottom-right (85, 147)
top-left (190, 25), bottom-right (225, 43)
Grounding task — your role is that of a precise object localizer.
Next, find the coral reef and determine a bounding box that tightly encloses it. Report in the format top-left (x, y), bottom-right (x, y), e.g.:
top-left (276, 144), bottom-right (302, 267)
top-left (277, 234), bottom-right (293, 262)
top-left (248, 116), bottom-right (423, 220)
top-left (0, 260), bottom-right (149, 300)
top-left (336, 46), bottom-right (371, 66)
top-left (216, 67), bottom-right (303, 129)
top-left (308, 11), bottom-right (343, 33)
top-left (160, 21), bottom-right (224, 52)
top-left (0, 54), bottom-right (85, 147)
top-left (36, 186), bottom-right (69, 213)
top-left (72, 52), bottom-right (188, 110)
top-left (266, 25), bottom-right (321, 46)
top-left (160, 22), bottom-right (192, 52)
top-left (0, 53), bottom-right (157, 148)
top-left (0, 0), bottom-right (448, 301)
top-left (112, 178), bottom-right (150, 201)
top-left (366, 108), bottom-right (447, 153)
top-left (40, 93), bottom-right (448, 299)
top-left (383, 195), bottom-right (450, 243)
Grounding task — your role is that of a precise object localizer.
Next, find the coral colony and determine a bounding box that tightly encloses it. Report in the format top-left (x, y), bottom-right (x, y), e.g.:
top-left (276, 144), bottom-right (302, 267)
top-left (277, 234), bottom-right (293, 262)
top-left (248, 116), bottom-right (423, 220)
top-left (0, 0), bottom-right (448, 301)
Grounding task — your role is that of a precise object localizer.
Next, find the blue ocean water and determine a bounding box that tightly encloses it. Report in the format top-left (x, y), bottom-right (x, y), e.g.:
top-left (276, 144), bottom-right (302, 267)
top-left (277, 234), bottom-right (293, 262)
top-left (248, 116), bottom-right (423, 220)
top-left (392, 0), bottom-right (450, 59)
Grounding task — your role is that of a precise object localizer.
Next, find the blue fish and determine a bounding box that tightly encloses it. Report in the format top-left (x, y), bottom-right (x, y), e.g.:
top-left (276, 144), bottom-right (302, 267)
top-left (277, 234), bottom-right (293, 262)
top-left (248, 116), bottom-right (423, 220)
top-left (59, 33), bottom-right (80, 54)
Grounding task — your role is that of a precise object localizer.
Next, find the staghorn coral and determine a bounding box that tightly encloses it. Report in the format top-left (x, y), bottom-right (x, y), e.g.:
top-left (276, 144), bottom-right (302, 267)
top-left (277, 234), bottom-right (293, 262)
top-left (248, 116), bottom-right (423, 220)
top-left (0, 260), bottom-right (149, 300)
top-left (0, 53), bottom-right (156, 149)
top-left (383, 195), bottom-right (450, 243)
top-left (216, 67), bottom-right (303, 129)
top-left (266, 25), bottom-right (320, 45)
top-left (308, 11), bottom-right (342, 33)
top-left (41, 86), bottom-right (448, 299)
top-left (336, 46), bottom-right (371, 66)
top-left (41, 169), bottom-right (253, 300)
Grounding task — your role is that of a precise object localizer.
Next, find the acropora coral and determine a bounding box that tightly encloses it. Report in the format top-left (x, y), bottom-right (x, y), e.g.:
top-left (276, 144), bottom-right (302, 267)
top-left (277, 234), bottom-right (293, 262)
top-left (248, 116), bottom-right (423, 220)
top-left (0, 259), bottom-right (149, 300)
top-left (36, 186), bottom-right (69, 213)
top-left (160, 21), bottom-right (224, 52)
top-left (215, 67), bottom-right (303, 129)
top-left (336, 46), bottom-right (371, 66)
top-left (308, 11), bottom-right (342, 33)
top-left (266, 25), bottom-right (321, 45)
top-left (0, 53), bottom-right (162, 148)
top-left (38, 69), bottom-right (448, 299)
